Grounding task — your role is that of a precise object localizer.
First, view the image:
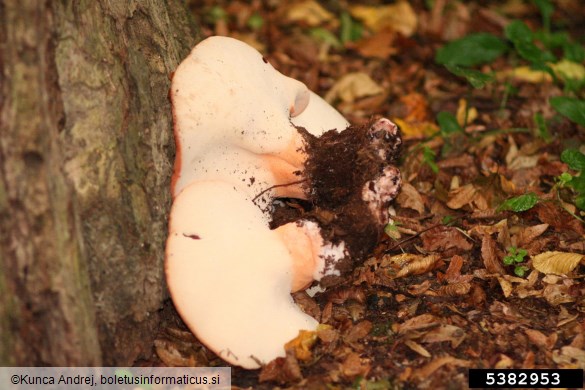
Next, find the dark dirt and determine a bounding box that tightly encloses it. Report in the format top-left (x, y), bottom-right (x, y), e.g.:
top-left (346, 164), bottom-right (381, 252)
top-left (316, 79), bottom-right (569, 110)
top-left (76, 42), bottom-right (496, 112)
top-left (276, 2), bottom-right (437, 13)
top-left (271, 119), bottom-right (402, 286)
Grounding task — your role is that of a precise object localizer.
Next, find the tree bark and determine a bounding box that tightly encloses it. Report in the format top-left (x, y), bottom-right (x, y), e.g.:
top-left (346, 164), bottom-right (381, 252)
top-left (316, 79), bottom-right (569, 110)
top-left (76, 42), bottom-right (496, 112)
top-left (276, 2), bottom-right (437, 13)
top-left (0, 0), bottom-right (197, 365)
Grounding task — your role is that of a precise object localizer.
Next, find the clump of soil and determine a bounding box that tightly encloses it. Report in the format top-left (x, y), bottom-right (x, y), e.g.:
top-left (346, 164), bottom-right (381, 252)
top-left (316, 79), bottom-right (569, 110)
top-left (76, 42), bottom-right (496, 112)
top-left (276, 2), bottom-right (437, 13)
top-left (271, 118), bottom-right (402, 286)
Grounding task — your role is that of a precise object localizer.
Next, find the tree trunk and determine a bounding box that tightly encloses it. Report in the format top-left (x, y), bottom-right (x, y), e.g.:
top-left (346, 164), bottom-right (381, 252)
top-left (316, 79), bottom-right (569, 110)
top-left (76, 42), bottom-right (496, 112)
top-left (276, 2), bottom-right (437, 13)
top-left (0, 0), bottom-right (197, 365)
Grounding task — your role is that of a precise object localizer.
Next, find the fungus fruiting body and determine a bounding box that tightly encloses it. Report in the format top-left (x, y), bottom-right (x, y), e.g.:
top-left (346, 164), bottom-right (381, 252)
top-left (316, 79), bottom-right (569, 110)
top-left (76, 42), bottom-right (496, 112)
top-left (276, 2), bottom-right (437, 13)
top-left (167, 36), bottom-right (349, 369)
top-left (166, 36), bottom-right (402, 369)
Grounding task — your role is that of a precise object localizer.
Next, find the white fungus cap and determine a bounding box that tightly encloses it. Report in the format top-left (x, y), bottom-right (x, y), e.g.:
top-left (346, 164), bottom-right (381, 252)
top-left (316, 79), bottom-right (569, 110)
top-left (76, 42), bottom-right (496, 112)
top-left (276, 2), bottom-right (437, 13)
top-left (166, 181), bottom-right (319, 369)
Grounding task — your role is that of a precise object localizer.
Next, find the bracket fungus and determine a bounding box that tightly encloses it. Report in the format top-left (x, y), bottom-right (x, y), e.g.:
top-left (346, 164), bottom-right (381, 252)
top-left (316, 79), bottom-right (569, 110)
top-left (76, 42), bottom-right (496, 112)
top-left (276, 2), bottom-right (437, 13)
top-left (166, 36), bottom-right (402, 369)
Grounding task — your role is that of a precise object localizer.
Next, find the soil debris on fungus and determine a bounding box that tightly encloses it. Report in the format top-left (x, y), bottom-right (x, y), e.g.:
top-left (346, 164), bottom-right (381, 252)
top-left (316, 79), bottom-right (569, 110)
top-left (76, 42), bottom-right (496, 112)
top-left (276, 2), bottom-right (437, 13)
top-left (271, 117), bottom-right (402, 287)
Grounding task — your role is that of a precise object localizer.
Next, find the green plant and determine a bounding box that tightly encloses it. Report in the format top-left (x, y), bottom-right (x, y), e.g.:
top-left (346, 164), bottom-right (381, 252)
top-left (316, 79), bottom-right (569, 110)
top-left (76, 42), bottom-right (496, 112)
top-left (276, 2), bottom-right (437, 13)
top-left (384, 221), bottom-right (401, 239)
top-left (422, 145), bottom-right (439, 174)
top-left (503, 247), bottom-right (529, 277)
top-left (559, 149), bottom-right (585, 211)
top-left (497, 192), bottom-right (539, 212)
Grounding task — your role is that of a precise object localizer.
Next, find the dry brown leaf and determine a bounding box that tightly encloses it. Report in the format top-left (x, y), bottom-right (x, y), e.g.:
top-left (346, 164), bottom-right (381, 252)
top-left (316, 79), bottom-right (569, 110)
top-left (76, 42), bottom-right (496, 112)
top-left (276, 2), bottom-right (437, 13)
top-left (344, 320), bottom-right (373, 344)
top-left (437, 282), bottom-right (471, 297)
top-left (497, 276), bottom-right (514, 298)
top-left (396, 254), bottom-right (440, 278)
top-left (398, 314), bottom-right (440, 333)
top-left (401, 92), bottom-right (432, 122)
top-left (324, 72), bottom-right (384, 104)
top-left (352, 29), bottom-right (397, 59)
top-left (259, 350), bottom-right (302, 383)
top-left (421, 324), bottom-right (466, 348)
top-left (543, 284), bottom-right (575, 306)
top-left (445, 255), bottom-right (464, 282)
top-left (414, 356), bottom-right (470, 378)
top-left (404, 339), bottom-right (431, 358)
top-left (154, 339), bottom-right (200, 367)
top-left (421, 226), bottom-right (473, 252)
top-left (396, 182), bottom-right (425, 214)
top-left (513, 223), bottom-right (549, 247)
top-left (350, 1), bottom-right (417, 36)
top-left (525, 329), bottom-right (556, 349)
top-left (446, 183), bottom-right (477, 209)
top-left (532, 251), bottom-right (584, 275)
top-left (456, 98), bottom-right (478, 126)
top-left (535, 202), bottom-right (585, 235)
top-left (481, 234), bottom-right (506, 275)
top-left (340, 352), bottom-right (371, 380)
top-left (552, 346), bottom-right (585, 367)
top-left (285, 0), bottom-right (335, 26)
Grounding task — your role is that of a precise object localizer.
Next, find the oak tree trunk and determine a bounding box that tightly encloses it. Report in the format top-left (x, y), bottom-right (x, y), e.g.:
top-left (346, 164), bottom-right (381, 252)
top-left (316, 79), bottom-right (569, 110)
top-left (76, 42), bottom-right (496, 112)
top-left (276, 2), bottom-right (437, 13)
top-left (0, 0), bottom-right (197, 365)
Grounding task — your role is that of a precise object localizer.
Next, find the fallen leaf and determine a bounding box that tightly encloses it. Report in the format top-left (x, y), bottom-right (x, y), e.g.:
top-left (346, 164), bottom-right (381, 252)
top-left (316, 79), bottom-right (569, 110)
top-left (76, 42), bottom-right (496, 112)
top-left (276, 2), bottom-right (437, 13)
top-left (437, 282), bottom-right (472, 297)
top-left (421, 226), bottom-right (473, 252)
top-left (543, 283), bottom-right (575, 305)
top-left (551, 59), bottom-right (585, 82)
top-left (446, 183), bottom-right (477, 209)
top-left (497, 276), bottom-right (514, 297)
top-left (445, 255), bottom-right (464, 282)
top-left (414, 356), bottom-right (470, 378)
top-left (513, 223), bottom-right (549, 248)
top-left (552, 346), bottom-right (585, 367)
top-left (398, 314), bottom-right (440, 333)
top-left (397, 182), bottom-right (425, 213)
top-left (259, 350), bottom-right (302, 384)
top-left (396, 254), bottom-right (441, 278)
top-left (285, 329), bottom-right (319, 361)
top-left (285, 0), bottom-right (335, 26)
top-left (481, 234), bottom-right (506, 275)
top-left (392, 117), bottom-right (439, 138)
top-left (340, 352), bottom-right (371, 380)
top-left (350, 1), bottom-right (417, 36)
top-left (496, 66), bottom-right (553, 83)
top-left (352, 29), bottom-right (397, 59)
top-left (344, 320), bottom-right (373, 344)
top-left (532, 251), bottom-right (584, 275)
top-left (421, 324), bottom-right (466, 348)
top-left (401, 92), bottom-right (432, 122)
top-left (404, 339), bottom-right (431, 357)
top-left (324, 72), bottom-right (384, 103)
top-left (525, 329), bottom-right (556, 349)
top-left (456, 98), bottom-right (478, 126)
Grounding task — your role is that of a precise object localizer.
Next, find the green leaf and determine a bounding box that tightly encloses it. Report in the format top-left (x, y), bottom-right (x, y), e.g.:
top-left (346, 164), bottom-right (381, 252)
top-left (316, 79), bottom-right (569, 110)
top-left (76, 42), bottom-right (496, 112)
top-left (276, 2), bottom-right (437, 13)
top-left (534, 0), bottom-right (554, 32)
top-left (445, 64), bottom-right (495, 88)
top-left (436, 33), bottom-right (508, 67)
top-left (533, 112), bottom-right (551, 142)
top-left (576, 193), bottom-right (585, 210)
top-left (503, 256), bottom-right (515, 265)
top-left (505, 20), bottom-right (533, 44)
top-left (498, 193), bottom-right (539, 212)
top-left (558, 172), bottom-right (573, 185)
top-left (247, 13), bottom-right (264, 30)
top-left (309, 27), bottom-right (342, 49)
top-left (514, 41), bottom-right (556, 64)
top-left (340, 12), bottom-right (362, 44)
top-left (422, 146), bottom-right (439, 174)
top-left (561, 149), bottom-right (585, 171)
top-left (568, 175), bottom-right (585, 193)
top-left (563, 42), bottom-right (585, 63)
top-left (550, 97), bottom-right (585, 126)
top-left (437, 111), bottom-right (462, 136)
top-left (514, 265), bottom-right (529, 277)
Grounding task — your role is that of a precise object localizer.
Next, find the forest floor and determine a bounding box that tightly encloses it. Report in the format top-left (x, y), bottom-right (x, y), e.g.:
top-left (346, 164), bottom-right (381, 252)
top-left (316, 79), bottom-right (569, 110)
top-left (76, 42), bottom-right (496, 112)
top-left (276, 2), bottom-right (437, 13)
top-left (152, 1), bottom-right (585, 388)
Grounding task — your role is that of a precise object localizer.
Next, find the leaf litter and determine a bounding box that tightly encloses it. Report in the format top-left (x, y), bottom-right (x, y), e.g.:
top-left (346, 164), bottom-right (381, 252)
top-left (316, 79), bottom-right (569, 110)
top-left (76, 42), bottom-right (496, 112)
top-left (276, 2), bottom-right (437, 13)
top-left (152, 0), bottom-right (585, 388)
